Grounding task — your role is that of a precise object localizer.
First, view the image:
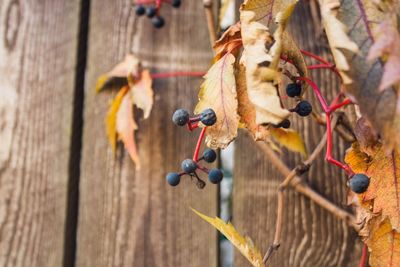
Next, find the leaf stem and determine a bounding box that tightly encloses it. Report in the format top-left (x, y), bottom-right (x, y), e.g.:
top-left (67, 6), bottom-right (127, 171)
top-left (193, 127), bottom-right (207, 161)
top-left (359, 244), bottom-right (368, 267)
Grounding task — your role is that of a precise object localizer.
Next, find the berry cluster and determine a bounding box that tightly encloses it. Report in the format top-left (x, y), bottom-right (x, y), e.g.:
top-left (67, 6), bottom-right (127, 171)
top-left (285, 82), bottom-right (313, 117)
top-left (134, 0), bottom-right (181, 29)
top-left (166, 108), bottom-right (224, 188)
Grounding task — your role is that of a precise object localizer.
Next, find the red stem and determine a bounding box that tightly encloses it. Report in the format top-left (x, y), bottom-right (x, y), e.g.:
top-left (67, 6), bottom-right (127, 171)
top-left (297, 76), bottom-right (330, 113)
top-left (151, 71), bottom-right (206, 79)
top-left (301, 50), bottom-right (342, 80)
top-left (359, 244), bottom-right (368, 267)
top-left (307, 64), bottom-right (334, 70)
top-left (330, 98), bottom-right (351, 112)
top-left (193, 127), bottom-right (207, 161)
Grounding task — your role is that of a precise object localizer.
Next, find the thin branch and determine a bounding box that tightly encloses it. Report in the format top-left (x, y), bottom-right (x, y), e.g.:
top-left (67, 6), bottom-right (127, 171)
top-left (203, 0), bottom-right (217, 49)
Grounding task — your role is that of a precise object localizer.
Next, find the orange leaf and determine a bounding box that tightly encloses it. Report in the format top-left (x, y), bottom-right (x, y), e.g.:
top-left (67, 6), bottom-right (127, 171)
top-left (346, 143), bottom-right (400, 231)
top-left (116, 93), bottom-right (141, 169)
top-left (106, 86), bottom-right (130, 152)
top-left (130, 69), bottom-right (154, 119)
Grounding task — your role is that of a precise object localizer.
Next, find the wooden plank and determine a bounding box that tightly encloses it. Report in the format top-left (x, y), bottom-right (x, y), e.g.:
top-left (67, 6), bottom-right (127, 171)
top-left (76, 1), bottom-right (218, 266)
top-left (233, 3), bottom-right (363, 267)
top-left (0, 0), bottom-right (81, 266)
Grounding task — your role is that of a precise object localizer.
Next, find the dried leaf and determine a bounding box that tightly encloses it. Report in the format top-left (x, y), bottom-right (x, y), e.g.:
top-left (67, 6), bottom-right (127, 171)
top-left (106, 87), bottom-right (130, 152)
top-left (270, 128), bottom-right (307, 156)
top-left (191, 208), bottom-right (263, 267)
top-left (236, 63), bottom-right (270, 140)
top-left (368, 17), bottom-right (400, 90)
top-left (130, 69), bottom-right (154, 119)
top-left (214, 22), bottom-right (243, 60)
top-left (96, 54), bottom-right (140, 92)
top-left (219, 0), bottom-right (233, 25)
top-left (116, 93), bottom-right (141, 169)
top-left (345, 143), bottom-right (400, 230)
top-left (319, 0), bottom-right (399, 149)
top-left (363, 217), bottom-right (400, 267)
top-left (194, 53), bottom-right (239, 149)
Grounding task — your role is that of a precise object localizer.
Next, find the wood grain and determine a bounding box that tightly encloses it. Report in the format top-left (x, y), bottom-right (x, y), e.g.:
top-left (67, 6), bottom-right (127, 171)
top-left (0, 0), bottom-right (81, 266)
top-left (233, 3), bottom-right (364, 267)
top-left (75, 1), bottom-right (218, 266)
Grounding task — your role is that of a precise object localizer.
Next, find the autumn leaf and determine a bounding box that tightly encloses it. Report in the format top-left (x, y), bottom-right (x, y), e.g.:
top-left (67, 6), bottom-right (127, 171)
top-left (214, 22), bottom-right (242, 60)
top-left (362, 216), bottom-right (400, 267)
top-left (96, 54), bottom-right (140, 92)
top-left (368, 17), bottom-right (400, 91)
top-left (194, 53), bottom-right (239, 149)
top-left (116, 93), bottom-right (141, 169)
top-left (318, 0), bottom-right (400, 149)
top-left (106, 86), bottom-right (130, 152)
top-left (345, 143), bottom-right (400, 231)
top-left (191, 208), bottom-right (264, 267)
top-left (270, 128), bottom-right (307, 156)
top-left (130, 69), bottom-right (154, 119)
top-left (219, 0), bottom-right (233, 25)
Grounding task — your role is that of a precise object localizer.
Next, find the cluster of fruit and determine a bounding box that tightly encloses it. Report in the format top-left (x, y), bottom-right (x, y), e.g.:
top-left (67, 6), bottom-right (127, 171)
top-left (166, 108), bottom-right (225, 188)
top-left (134, 0), bottom-right (181, 29)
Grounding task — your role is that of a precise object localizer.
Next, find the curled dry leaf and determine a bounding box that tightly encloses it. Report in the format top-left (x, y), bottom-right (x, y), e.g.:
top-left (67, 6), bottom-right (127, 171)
top-left (96, 54), bottom-right (140, 92)
top-left (195, 53), bottom-right (239, 149)
top-left (191, 208), bottom-right (263, 267)
top-left (214, 22), bottom-right (242, 60)
top-left (345, 143), bottom-right (400, 231)
top-left (318, 0), bottom-right (400, 149)
top-left (130, 69), bottom-right (154, 119)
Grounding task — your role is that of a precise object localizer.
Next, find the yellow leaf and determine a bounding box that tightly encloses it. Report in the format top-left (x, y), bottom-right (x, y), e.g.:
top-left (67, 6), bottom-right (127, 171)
top-left (346, 143), bottom-right (400, 231)
top-left (116, 93), bottom-right (141, 169)
top-left (270, 128), bottom-right (307, 156)
top-left (106, 86), bottom-right (130, 152)
top-left (194, 53), bottom-right (239, 149)
top-left (364, 217), bottom-right (400, 267)
top-left (191, 208), bottom-right (264, 267)
top-left (130, 69), bottom-right (154, 119)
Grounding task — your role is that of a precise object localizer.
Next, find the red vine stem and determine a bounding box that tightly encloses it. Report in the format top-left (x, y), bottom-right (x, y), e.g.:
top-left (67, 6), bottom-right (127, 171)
top-left (193, 127), bottom-right (207, 161)
top-left (301, 50), bottom-right (342, 80)
top-left (359, 244), bottom-right (368, 267)
top-left (151, 71), bottom-right (206, 79)
top-left (297, 76), bottom-right (353, 175)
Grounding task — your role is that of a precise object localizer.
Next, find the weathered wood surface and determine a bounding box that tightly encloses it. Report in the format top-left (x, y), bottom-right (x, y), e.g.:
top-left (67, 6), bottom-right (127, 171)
top-left (233, 3), bottom-right (364, 267)
top-left (75, 1), bottom-right (218, 266)
top-left (0, 0), bottom-right (81, 266)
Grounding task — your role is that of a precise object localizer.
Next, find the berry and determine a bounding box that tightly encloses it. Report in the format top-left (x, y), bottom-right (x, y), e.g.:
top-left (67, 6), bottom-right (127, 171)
top-left (208, 169), bottom-right (223, 184)
top-left (277, 119), bottom-right (291, 129)
top-left (181, 159), bottom-right (197, 173)
top-left (294, 100), bottom-right (312, 117)
top-left (286, 83), bottom-right (302, 97)
top-left (166, 172), bottom-right (180, 186)
top-left (200, 108), bottom-right (217, 126)
top-left (202, 149), bottom-right (217, 163)
top-left (349, 174), bottom-right (370, 193)
top-left (172, 0), bottom-right (181, 8)
top-left (135, 5), bottom-right (146, 16)
top-left (146, 6), bottom-right (157, 18)
top-left (151, 16), bottom-right (165, 28)
top-left (172, 109), bottom-right (190, 126)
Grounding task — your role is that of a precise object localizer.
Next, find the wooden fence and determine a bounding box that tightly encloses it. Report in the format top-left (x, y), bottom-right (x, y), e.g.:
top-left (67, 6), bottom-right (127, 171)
top-left (0, 0), bottom-right (363, 266)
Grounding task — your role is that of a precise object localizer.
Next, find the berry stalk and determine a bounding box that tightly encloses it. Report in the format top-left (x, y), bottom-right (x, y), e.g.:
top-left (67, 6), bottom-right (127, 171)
top-left (193, 127), bottom-right (207, 161)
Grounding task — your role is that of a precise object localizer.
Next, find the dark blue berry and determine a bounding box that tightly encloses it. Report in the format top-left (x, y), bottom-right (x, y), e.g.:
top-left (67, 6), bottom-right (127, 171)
top-left (151, 16), bottom-right (165, 28)
top-left (166, 172), bottom-right (180, 186)
top-left (200, 108), bottom-right (217, 126)
top-left (181, 159), bottom-right (197, 173)
top-left (146, 6), bottom-right (157, 18)
top-left (202, 149), bottom-right (217, 163)
top-left (172, 0), bottom-right (181, 8)
top-left (208, 169), bottom-right (223, 184)
top-left (135, 5), bottom-right (146, 16)
top-left (294, 100), bottom-right (312, 117)
top-left (349, 174), bottom-right (370, 193)
top-left (277, 119), bottom-right (291, 129)
top-left (286, 83), bottom-right (302, 97)
top-left (172, 109), bottom-right (189, 126)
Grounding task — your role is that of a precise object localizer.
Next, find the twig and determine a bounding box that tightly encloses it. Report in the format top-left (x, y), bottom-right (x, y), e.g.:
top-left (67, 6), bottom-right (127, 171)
top-left (203, 0), bottom-right (217, 49)
top-left (255, 116), bottom-right (359, 263)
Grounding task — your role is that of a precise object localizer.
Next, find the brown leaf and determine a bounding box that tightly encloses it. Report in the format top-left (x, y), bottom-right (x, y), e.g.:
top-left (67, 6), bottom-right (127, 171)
top-left (116, 93), bottom-right (141, 169)
top-left (319, 0), bottom-right (399, 149)
top-left (96, 54), bottom-right (140, 92)
top-left (345, 143), bottom-right (400, 231)
top-left (130, 69), bottom-right (154, 119)
top-left (106, 86), bottom-right (130, 152)
top-left (194, 53), bottom-right (239, 149)
top-left (214, 22), bottom-right (243, 60)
